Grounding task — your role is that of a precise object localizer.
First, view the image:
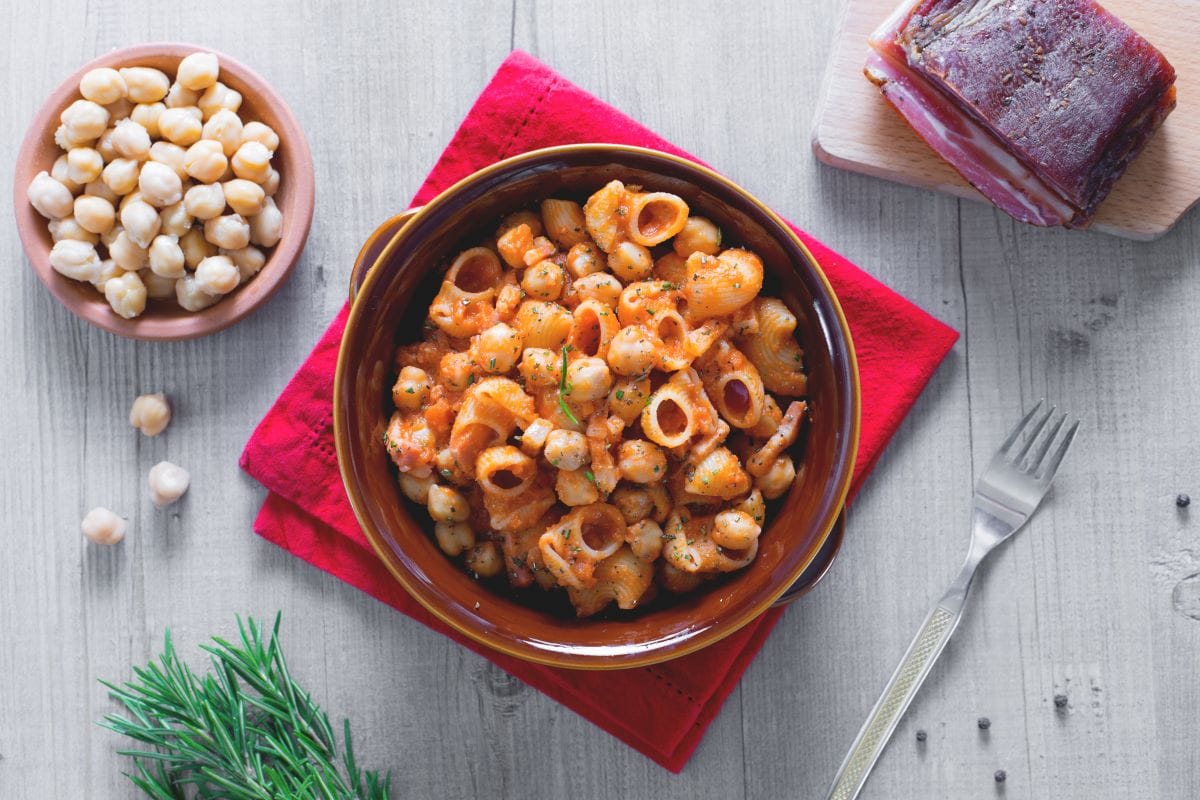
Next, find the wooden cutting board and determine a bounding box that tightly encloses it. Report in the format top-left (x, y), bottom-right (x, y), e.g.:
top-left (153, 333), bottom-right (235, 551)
top-left (812, 0), bottom-right (1200, 240)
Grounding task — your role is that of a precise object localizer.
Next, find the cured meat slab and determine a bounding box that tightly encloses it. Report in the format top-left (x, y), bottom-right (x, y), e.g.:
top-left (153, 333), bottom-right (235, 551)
top-left (813, 0), bottom-right (1199, 239)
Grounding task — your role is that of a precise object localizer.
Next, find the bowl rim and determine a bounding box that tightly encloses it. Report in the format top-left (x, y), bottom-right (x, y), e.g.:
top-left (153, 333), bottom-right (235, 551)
top-left (334, 143), bottom-right (862, 668)
top-left (12, 41), bottom-right (315, 341)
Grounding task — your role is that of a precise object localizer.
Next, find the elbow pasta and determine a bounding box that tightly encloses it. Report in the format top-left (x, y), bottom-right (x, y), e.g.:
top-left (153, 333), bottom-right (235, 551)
top-left (386, 182), bottom-right (810, 617)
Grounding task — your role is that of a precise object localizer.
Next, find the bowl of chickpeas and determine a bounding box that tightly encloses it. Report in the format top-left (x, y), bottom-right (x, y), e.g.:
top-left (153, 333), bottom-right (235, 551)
top-left (335, 144), bottom-right (860, 669)
top-left (14, 42), bottom-right (314, 339)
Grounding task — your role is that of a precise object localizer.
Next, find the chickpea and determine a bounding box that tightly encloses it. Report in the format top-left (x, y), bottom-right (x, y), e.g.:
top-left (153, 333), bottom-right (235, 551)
top-left (50, 154), bottom-right (81, 193)
top-left (130, 102), bottom-right (165, 138)
top-left (177, 52), bottom-right (220, 91)
top-left (147, 460), bottom-right (190, 507)
top-left (66, 147), bottom-right (104, 185)
top-left (119, 67), bottom-right (170, 103)
top-left (48, 239), bottom-right (102, 281)
top-left (611, 485), bottom-right (654, 524)
top-left (100, 223), bottom-right (123, 248)
top-left (109, 230), bottom-right (149, 270)
top-left (197, 81), bottom-right (242, 120)
top-left (139, 268), bottom-right (176, 299)
top-left (183, 139), bottom-right (228, 184)
top-left (194, 255), bottom-right (240, 295)
top-left (202, 109), bottom-right (243, 156)
top-left (712, 509), bottom-right (761, 550)
top-left (230, 141), bottom-right (271, 183)
top-left (184, 183), bottom-right (226, 220)
top-left (240, 121), bottom-right (279, 152)
top-left (756, 455), bottom-right (796, 500)
top-left (543, 429), bottom-right (589, 471)
top-left (93, 128), bottom-right (120, 163)
top-left (222, 178), bottom-right (265, 216)
top-left (565, 242), bottom-right (604, 279)
top-left (608, 241), bottom-right (653, 282)
top-left (427, 484), bottom-right (469, 523)
top-left (60, 99), bottom-right (109, 141)
top-left (434, 521), bottom-right (475, 557)
top-left (398, 473), bottom-right (435, 504)
top-left (110, 118), bottom-right (151, 160)
top-left (148, 234), bottom-right (185, 278)
top-left (101, 157), bottom-right (140, 195)
top-left (249, 197), bottom-right (282, 247)
top-left (27, 171), bottom-right (75, 219)
top-left (204, 214), bottom-right (250, 250)
top-left (566, 356), bottom-right (612, 402)
top-left (223, 245), bottom-right (266, 282)
top-left (104, 271), bottom-right (147, 319)
top-left (103, 96), bottom-right (134, 123)
top-left (49, 216), bottom-right (99, 245)
top-left (175, 273), bottom-right (218, 311)
top-left (672, 216), bottom-right (722, 257)
top-left (86, 179), bottom-right (120, 205)
top-left (617, 439), bottom-right (667, 484)
top-left (261, 167), bottom-right (280, 197)
top-left (79, 68), bottom-right (126, 105)
top-left (149, 141), bottom-right (188, 181)
top-left (517, 347), bottom-right (560, 389)
top-left (607, 325), bottom-right (657, 376)
top-left (138, 160), bottom-right (184, 207)
top-left (81, 507), bottom-right (126, 545)
top-left (73, 195), bottom-right (115, 235)
top-left (474, 322), bottom-right (524, 373)
top-left (159, 201), bottom-right (192, 237)
top-left (626, 519), bottom-right (664, 562)
top-left (164, 81), bottom-right (199, 109)
top-left (393, 366), bottom-right (431, 411)
top-left (129, 392), bottom-right (171, 436)
top-left (521, 259), bottom-right (565, 300)
top-left (90, 259), bottom-right (124, 292)
top-left (465, 541), bottom-right (504, 578)
top-left (55, 123), bottom-right (94, 151)
top-left (158, 107), bottom-right (203, 146)
top-left (179, 227), bottom-right (216, 268)
top-left (120, 199), bottom-right (161, 248)
top-left (555, 468), bottom-right (599, 506)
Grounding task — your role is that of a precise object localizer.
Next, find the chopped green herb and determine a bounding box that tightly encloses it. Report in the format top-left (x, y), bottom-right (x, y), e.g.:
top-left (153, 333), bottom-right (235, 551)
top-left (557, 345), bottom-right (581, 426)
top-left (584, 470), bottom-right (596, 483)
top-left (615, 389), bottom-right (625, 400)
top-left (489, 357), bottom-right (497, 370)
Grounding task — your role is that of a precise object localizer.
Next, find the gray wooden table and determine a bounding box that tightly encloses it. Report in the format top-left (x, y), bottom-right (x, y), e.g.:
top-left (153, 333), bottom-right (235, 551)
top-left (3, 2), bottom-right (1198, 798)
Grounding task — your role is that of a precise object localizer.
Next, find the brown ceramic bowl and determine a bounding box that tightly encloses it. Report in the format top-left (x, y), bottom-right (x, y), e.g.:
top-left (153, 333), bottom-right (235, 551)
top-left (13, 43), bottom-right (314, 340)
top-left (335, 145), bottom-right (860, 669)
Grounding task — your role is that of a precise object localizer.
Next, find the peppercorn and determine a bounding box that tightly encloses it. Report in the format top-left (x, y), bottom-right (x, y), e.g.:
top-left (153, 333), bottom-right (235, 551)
top-left (994, 770), bottom-right (1007, 783)
top-left (1177, 494), bottom-right (1191, 508)
top-left (978, 717), bottom-right (991, 730)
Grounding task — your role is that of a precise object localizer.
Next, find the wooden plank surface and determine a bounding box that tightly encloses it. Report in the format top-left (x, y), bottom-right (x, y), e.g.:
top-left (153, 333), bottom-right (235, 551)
top-left (813, 0), bottom-right (1200, 240)
top-left (1, 1), bottom-right (1198, 798)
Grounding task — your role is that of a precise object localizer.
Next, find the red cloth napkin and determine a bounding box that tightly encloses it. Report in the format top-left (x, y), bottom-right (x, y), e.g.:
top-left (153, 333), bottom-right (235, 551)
top-left (240, 51), bottom-right (958, 772)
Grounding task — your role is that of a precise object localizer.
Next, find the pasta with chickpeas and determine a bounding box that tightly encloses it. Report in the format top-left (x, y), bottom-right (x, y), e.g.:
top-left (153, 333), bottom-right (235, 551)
top-left (386, 181), bottom-right (809, 617)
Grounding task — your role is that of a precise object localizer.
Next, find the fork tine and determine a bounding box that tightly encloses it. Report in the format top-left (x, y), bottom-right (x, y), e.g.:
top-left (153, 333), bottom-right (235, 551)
top-left (1027, 413), bottom-right (1066, 473)
top-left (1014, 404), bottom-right (1056, 463)
top-left (1036, 419), bottom-right (1080, 483)
top-left (999, 399), bottom-right (1044, 455)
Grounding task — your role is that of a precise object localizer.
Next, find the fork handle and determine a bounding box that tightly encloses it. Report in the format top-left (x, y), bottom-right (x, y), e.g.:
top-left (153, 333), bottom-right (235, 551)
top-left (825, 568), bottom-right (974, 800)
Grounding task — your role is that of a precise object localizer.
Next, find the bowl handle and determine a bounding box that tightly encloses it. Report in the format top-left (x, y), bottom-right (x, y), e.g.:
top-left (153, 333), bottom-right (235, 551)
top-left (771, 508), bottom-right (846, 608)
top-left (348, 207), bottom-right (424, 303)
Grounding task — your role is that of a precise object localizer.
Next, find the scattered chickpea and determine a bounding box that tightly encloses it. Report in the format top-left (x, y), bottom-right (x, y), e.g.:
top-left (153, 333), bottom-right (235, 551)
top-left (435, 521), bottom-right (475, 557)
top-left (163, 82), bottom-right (198, 109)
top-left (398, 473), bottom-right (435, 504)
top-left (230, 141), bottom-right (271, 183)
top-left (393, 366), bottom-right (431, 411)
top-left (203, 109), bottom-right (243, 156)
top-left (129, 392), bottom-right (172, 436)
top-left (240, 120), bottom-right (279, 151)
top-left (109, 230), bottom-right (150, 270)
top-left (204, 214), bottom-right (250, 250)
top-left (465, 541), bottom-right (503, 577)
top-left (157, 107), bottom-right (203, 145)
top-left (224, 245), bottom-right (265, 282)
top-left (183, 139), bottom-right (227, 183)
top-left (85, 179), bottom-right (120, 205)
top-left (101, 158), bottom-right (140, 196)
top-left (130, 101), bottom-right (165, 138)
top-left (183, 183), bottom-right (226, 220)
top-left (148, 461), bottom-right (190, 507)
top-left (148, 234), bottom-right (185, 278)
top-left (222, 179), bottom-right (265, 217)
top-left (179, 227), bottom-right (216, 268)
top-left (51, 154), bottom-right (81, 193)
top-left (91, 259), bottom-right (123, 291)
top-left (111, 118), bottom-right (151, 160)
top-left (66, 147), bottom-right (104, 185)
top-left (427, 485), bottom-right (469, 523)
top-left (119, 67), bottom-right (170, 103)
top-left (148, 141), bottom-right (188, 181)
top-left (103, 96), bottom-right (134, 123)
top-left (175, 273), bottom-right (218, 311)
top-left (159, 201), bottom-right (193, 238)
top-left (176, 52), bottom-right (219, 91)
top-left (197, 81), bottom-right (242, 120)
top-left (544, 430), bottom-right (590, 471)
top-left (140, 268), bottom-right (177, 299)
top-left (49, 215), bottom-right (99, 245)
top-left (48, 239), bottom-right (102, 281)
top-left (249, 197), bottom-right (282, 247)
top-left (60, 99), bottom-right (109, 141)
top-left (120, 199), bottom-right (161, 248)
top-left (81, 507), bottom-right (127, 545)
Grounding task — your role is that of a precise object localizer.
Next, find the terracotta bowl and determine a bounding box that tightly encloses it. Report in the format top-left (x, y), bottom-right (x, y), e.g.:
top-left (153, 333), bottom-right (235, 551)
top-left (13, 42), bottom-right (314, 340)
top-left (335, 145), bottom-right (860, 669)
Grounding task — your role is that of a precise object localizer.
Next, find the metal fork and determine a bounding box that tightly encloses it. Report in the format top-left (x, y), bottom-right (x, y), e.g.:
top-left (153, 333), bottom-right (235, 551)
top-left (826, 401), bottom-right (1079, 800)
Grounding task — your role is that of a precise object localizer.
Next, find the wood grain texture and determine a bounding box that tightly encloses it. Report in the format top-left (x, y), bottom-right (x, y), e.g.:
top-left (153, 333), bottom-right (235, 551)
top-left (813, 0), bottom-right (1200, 240)
top-left (1, 1), bottom-right (1198, 798)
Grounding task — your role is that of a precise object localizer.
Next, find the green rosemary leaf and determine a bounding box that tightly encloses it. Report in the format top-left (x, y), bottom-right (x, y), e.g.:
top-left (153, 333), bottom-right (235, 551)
top-left (557, 345), bottom-right (581, 426)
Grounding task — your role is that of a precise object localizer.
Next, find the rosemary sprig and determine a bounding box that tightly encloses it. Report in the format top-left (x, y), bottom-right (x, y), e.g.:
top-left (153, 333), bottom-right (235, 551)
top-left (557, 345), bottom-right (581, 426)
top-left (98, 613), bottom-right (391, 800)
